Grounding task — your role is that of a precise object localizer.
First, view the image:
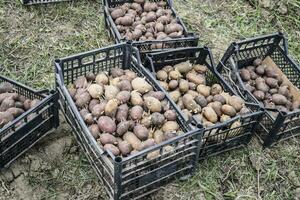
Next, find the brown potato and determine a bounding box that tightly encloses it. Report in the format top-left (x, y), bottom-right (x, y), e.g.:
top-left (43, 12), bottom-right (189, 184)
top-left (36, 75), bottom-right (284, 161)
top-left (174, 61), bottom-right (193, 74)
top-left (156, 70), bottom-right (168, 81)
top-left (169, 90), bottom-right (181, 103)
top-left (162, 121), bottom-right (179, 133)
top-left (265, 78), bottom-right (278, 88)
top-left (153, 130), bottom-right (165, 144)
top-left (0, 82), bottom-right (14, 93)
top-left (272, 94), bottom-right (288, 105)
top-left (253, 90), bottom-right (265, 101)
top-left (182, 94), bottom-right (201, 113)
top-left (89, 124), bottom-right (100, 139)
top-left (213, 94), bottom-right (226, 104)
top-left (202, 106), bottom-right (218, 123)
top-left (97, 116), bottom-right (116, 134)
top-left (179, 79), bottom-right (189, 93)
top-left (151, 112), bottom-right (165, 126)
top-left (116, 91), bottom-right (131, 104)
top-left (146, 91), bottom-right (165, 101)
top-left (253, 58), bottom-right (262, 66)
top-left (99, 133), bottom-right (117, 145)
top-left (210, 84), bottom-right (223, 95)
top-left (194, 95), bottom-right (207, 107)
top-left (197, 85), bottom-right (211, 97)
top-left (116, 121), bottom-right (131, 136)
top-left (193, 64), bottom-right (208, 73)
top-left (130, 91), bottom-right (143, 106)
top-left (89, 99), bottom-right (100, 111)
top-left (111, 8), bottom-right (125, 19)
top-left (0, 111), bottom-right (14, 127)
top-left (105, 99), bottom-right (119, 117)
top-left (88, 84), bottom-right (103, 99)
top-left (74, 76), bottom-right (88, 88)
top-left (221, 105), bottom-right (236, 117)
top-left (144, 97), bottom-right (162, 112)
top-left (118, 141), bottom-right (132, 156)
top-left (141, 138), bottom-right (155, 150)
top-left (0, 98), bottom-right (15, 111)
top-left (105, 85), bottom-right (120, 100)
top-left (169, 70), bottom-right (182, 80)
top-left (168, 80), bottom-right (178, 90)
top-left (278, 86), bottom-right (289, 96)
top-left (228, 96), bottom-right (244, 112)
top-left (133, 124), bottom-right (149, 140)
top-left (187, 90), bottom-right (199, 98)
top-left (220, 114), bottom-right (231, 123)
top-left (130, 105), bottom-right (143, 121)
top-left (208, 101), bottom-right (222, 116)
top-left (240, 69), bottom-right (251, 81)
top-left (186, 73), bottom-right (205, 85)
top-left (104, 144), bottom-right (120, 156)
top-left (164, 110), bottom-right (177, 121)
top-left (255, 65), bottom-right (265, 75)
top-left (131, 77), bottom-right (153, 94)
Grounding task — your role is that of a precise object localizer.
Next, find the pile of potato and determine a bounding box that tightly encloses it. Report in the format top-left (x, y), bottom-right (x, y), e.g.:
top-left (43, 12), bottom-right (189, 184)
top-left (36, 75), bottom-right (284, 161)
top-left (0, 82), bottom-right (40, 129)
top-left (109, 0), bottom-right (184, 44)
top-left (240, 58), bottom-right (300, 113)
top-left (154, 61), bottom-right (250, 128)
top-left (68, 68), bottom-right (182, 158)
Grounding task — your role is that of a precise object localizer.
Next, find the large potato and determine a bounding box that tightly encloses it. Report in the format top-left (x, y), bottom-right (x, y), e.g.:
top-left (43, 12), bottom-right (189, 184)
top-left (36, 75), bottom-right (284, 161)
top-left (97, 116), bottom-right (116, 134)
top-left (202, 107), bottom-right (218, 123)
top-left (131, 77), bottom-right (153, 94)
top-left (144, 96), bottom-right (162, 112)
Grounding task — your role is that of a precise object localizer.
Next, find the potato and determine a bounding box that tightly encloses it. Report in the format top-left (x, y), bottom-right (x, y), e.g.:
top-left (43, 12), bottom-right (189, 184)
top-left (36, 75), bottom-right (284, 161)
top-left (116, 91), bottom-right (131, 104)
top-left (155, 22), bottom-right (164, 32)
top-left (146, 150), bottom-right (160, 160)
top-left (0, 82), bottom-right (14, 93)
top-left (221, 105), bottom-right (236, 117)
top-left (188, 82), bottom-right (196, 90)
top-left (99, 133), bottom-right (117, 145)
top-left (0, 93), bottom-right (18, 103)
top-left (118, 141), bottom-right (132, 156)
top-left (208, 101), bottom-right (222, 116)
top-left (130, 91), bottom-right (143, 106)
top-left (181, 109), bottom-right (191, 121)
top-left (174, 61), bottom-right (193, 74)
top-left (146, 91), bottom-right (165, 101)
top-left (87, 84), bottom-right (103, 99)
top-left (245, 83), bottom-right (255, 93)
top-left (253, 58), bottom-right (262, 66)
top-left (74, 76), bottom-right (88, 88)
top-left (228, 121), bottom-right (242, 138)
top-left (131, 77), bottom-right (153, 94)
top-left (250, 71), bottom-right (258, 80)
top-left (272, 94), bottom-right (287, 105)
top-left (194, 95), bottom-right (207, 107)
top-left (265, 78), bottom-right (278, 88)
top-left (88, 124), bottom-right (100, 139)
top-left (292, 101), bottom-right (300, 110)
top-left (210, 84), bottom-right (223, 96)
top-left (105, 99), bottom-right (119, 117)
top-left (239, 107), bottom-right (250, 115)
top-left (0, 111), bottom-right (14, 127)
top-left (193, 64), bottom-right (207, 73)
top-left (84, 113), bottom-right (94, 125)
top-left (265, 66), bottom-right (278, 78)
top-left (14, 101), bottom-right (24, 109)
top-left (144, 97), bottom-right (162, 112)
top-left (163, 65), bottom-right (173, 72)
top-left (169, 70), bottom-right (182, 80)
top-left (104, 144), bottom-right (120, 156)
top-left (157, 15), bottom-right (170, 25)
top-left (213, 94), bottom-right (226, 104)
top-left (253, 90), bottom-right (265, 101)
top-left (278, 86), bottom-right (289, 96)
top-left (141, 115), bottom-right (152, 128)
top-left (156, 70), bottom-right (168, 81)
top-left (30, 99), bottom-right (40, 108)
top-left (256, 81), bottom-right (269, 93)
top-left (117, 80), bottom-right (132, 91)
top-left (23, 99), bottom-right (32, 111)
top-left (141, 138), bottom-right (155, 150)
top-left (110, 77), bottom-right (120, 86)
top-left (6, 107), bottom-right (23, 118)
top-left (92, 101), bottom-right (106, 118)
top-left (116, 121), bottom-right (131, 136)
top-left (179, 79), bottom-right (189, 93)
top-left (240, 69), bottom-right (251, 81)
top-left (153, 130), bottom-right (165, 144)
top-left (165, 23), bottom-right (183, 34)
top-left (197, 84), bottom-right (211, 97)
top-left (228, 96), bottom-right (244, 112)
top-left (130, 105), bottom-right (143, 121)
top-left (98, 116), bottom-right (116, 134)
top-left (164, 110), bottom-right (177, 121)
top-left (168, 80), bottom-right (178, 90)
top-left (162, 121), bottom-right (179, 133)
top-left (111, 8), bottom-right (125, 19)
top-left (202, 107), bottom-right (218, 123)
top-left (131, 2), bottom-right (142, 12)
top-left (151, 112), bottom-right (165, 126)
top-left (186, 73), bottom-right (205, 85)
top-left (133, 124), bottom-right (149, 140)
top-left (169, 90), bottom-right (181, 103)
top-left (124, 70), bottom-right (137, 80)
top-left (220, 114), bottom-right (231, 123)
top-left (255, 65), bottom-right (265, 75)
top-left (0, 98), bottom-right (15, 111)
top-left (182, 94), bottom-right (201, 113)
top-left (105, 85), bottom-right (120, 100)
top-left (89, 99), bottom-right (100, 111)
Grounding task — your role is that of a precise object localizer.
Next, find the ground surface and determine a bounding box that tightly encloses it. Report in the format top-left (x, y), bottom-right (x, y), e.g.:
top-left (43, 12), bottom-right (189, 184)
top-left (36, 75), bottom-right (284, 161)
top-left (0, 0), bottom-right (300, 199)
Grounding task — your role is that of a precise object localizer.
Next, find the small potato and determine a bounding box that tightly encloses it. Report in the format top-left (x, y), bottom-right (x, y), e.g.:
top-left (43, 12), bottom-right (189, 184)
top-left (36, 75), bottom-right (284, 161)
top-left (105, 85), bottom-right (120, 100)
top-left (269, 88), bottom-right (278, 94)
top-left (169, 90), bottom-right (181, 103)
top-left (153, 130), bottom-right (165, 144)
top-left (272, 94), bottom-right (288, 105)
top-left (146, 91), bottom-right (165, 101)
top-left (220, 114), bottom-right (231, 123)
top-left (206, 95), bottom-right (214, 103)
top-left (89, 124), bottom-right (100, 139)
top-left (141, 115), bottom-right (152, 128)
top-left (221, 105), bottom-right (236, 117)
top-left (240, 69), bottom-right (251, 81)
top-left (0, 93), bottom-right (18, 103)
top-left (182, 109), bottom-right (192, 121)
top-left (161, 100), bottom-right (170, 112)
top-left (164, 110), bottom-right (177, 121)
top-left (0, 98), bottom-right (15, 111)
top-left (265, 78), bottom-right (278, 88)
top-left (144, 97), bottom-right (162, 112)
top-left (131, 91), bottom-right (143, 106)
top-left (0, 111), bottom-right (14, 127)
top-left (189, 82), bottom-right (196, 90)
top-left (104, 144), bottom-right (120, 156)
top-left (74, 76), bottom-right (88, 88)
top-left (194, 95), bottom-right (207, 107)
top-left (0, 82), bottom-right (14, 93)
top-left (130, 105), bottom-right (143, 121)
top-left (187, 90), bottom-right (199, 98)
top-left (23, 99), bottom-right (32, 111)
top-left (253, 58), bottom-right (262, 66)
top-left (213, 94), bottom-right (226, 104)
top-left (278, 86), bottom-right (289, 96)
top-left (228, 96), bottom-right (244, 112)
top-left (110, 77), bottom-right (120, 86)
top-left (208, 101), bottom-right (222, 116)
top-left (256, 81), bottom-right (269, 93)
top-left (265, 66), bottom-right (278, 78)
top-left (111, 8), bottom-right (125, 19)
top-left (6, 107), bottom-right (24, 118)
top-left (162, 121), bottom-right (179, 133)
top-left (86, 72), bottom-right (95, 82)
top-left (110, 68), bottom-right (124, 78)
top-left (88, 84), bottom-right (103, 99)
top-left (164, 132), bottom-right (177, 140)
top-left (84, 113), bottom-right (94, 125)
top-left (168, 80), bottom-right (178, 90)
top-left (169, 70), bottom-right (182, 80)
top-left (250, 71), bottom-right (258, 80)
top-left (202, 107), bottom-right (218, 123)
top-left (116, 121), bottom-right (131, 136)
top-left (174, 61), bottom-right (193, 74)
top-left (210, 84), bottom-right (223, 96)
top-left (30, 99), bottom-right (40, 108)
top-left (141, 138), bottom-right (155, 150)
top-left (193, 64), bottom-right (208, 73)
top-left (197, 85), bottom-right (211, 97)
top-left (159, 81), bottom-right (169, 90)
top-left (118, 141), bottom-right (132, 156)
top-left (179, 79), bottom-right (189, 93)
top-left (186, 73), bottom-right (205, 85)
top-left (134, 124), bottom-right (149, 140)
top-left (239, 107), bottom-right (250, 115)
top-left (124, 70), bottom-right (137, 80)
top-left (151, 112), bottom-right (165, 126)
top-left (182, 94), bottom-right (201, 113)
top-left (89, 99), bottom-right (100, 111)
top-left (99, 133), bottom-right (117, 145)
top-left (163, 65), bottom-right (173, 73)
top-left (116, 91), bottom-right (131, 104)
top-left (156, 70), bottom-right (168, 81)
top-left (98, 116), bottom-right (116, 134)
top-left (255, 65), bottom-right (265, 75)
top-left (117, 80), bottom-right (132, 91)
top-left (253, 90), bottom-right (265, 101)
top-left (146, 150), bottom-right (160, 160)
top-left (131, 77), bottom-right (153, 94)
top-left (105, 99), bottom-right (119, 117)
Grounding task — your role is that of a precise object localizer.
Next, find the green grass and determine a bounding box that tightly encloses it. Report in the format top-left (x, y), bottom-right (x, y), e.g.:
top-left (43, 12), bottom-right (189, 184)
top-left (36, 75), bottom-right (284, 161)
top-left (0, 0), bottom-right (299, 199)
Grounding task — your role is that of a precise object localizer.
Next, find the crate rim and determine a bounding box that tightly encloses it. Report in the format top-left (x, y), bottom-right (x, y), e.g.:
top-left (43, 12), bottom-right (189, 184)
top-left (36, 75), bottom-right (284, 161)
top-left (54, 43), bottom-right (204, 164)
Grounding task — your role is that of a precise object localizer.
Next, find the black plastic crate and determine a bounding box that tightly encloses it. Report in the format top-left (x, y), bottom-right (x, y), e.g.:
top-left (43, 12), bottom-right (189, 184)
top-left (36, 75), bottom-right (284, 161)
top-left (216, 32), bottom-right (300, 147)
top-left (144, 47), bottom-right (264, 159)
top-left (0, 75), bottom-right (59, 168)
top-left (54, 43), bottom-right (203, 200)
top-left (103, 0), bottom-right (199, 60)
top-left (21, 0), bottom-right (69, 5)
